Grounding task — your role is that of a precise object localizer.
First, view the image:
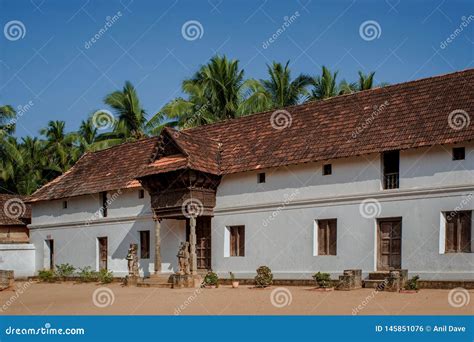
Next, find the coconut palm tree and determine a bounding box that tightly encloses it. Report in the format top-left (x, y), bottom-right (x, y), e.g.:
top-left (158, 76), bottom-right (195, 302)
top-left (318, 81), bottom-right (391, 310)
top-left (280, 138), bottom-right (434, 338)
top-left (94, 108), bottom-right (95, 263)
top-left (240, 61), bottom-right (312, 113)
top-left (310, 66), bottom-right (340, 100)
top-left (104, 81), bottom-right (147, 140)
top-left (0, 105), bottom-right (16, 134)
top-left (40, 120), bottom-right (79, 172)
top-left (152, 55), bottom-right (247, 129)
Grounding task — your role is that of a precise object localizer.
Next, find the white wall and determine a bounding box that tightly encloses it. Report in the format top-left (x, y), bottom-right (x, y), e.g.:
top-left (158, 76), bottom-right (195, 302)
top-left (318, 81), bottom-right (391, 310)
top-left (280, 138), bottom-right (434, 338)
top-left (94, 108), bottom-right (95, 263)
top-left (0, 244), bottom-right (36, 278)
top-left (212, 143), bottom-right (474, 280)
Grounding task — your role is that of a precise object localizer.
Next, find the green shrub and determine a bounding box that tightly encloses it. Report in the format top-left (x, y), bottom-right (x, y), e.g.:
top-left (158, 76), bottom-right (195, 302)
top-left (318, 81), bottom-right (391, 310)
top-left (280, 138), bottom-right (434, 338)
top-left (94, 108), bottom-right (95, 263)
top-left (98, 269), bottom-right (114, 284)
top-left (254, 266), bottom-right (273, 288)
top-left (78, 266), bottom-right (98, 282)
top-left (313, 272), bottom-right (332, 288)
top-left (203, 271), bottom-right (219, 286)
top-left (406, 275), bottom-right (420, 290)
top-left (38, 269), bottom-right (56, 282)
top-left (55, 263), bottom-right (76, 280)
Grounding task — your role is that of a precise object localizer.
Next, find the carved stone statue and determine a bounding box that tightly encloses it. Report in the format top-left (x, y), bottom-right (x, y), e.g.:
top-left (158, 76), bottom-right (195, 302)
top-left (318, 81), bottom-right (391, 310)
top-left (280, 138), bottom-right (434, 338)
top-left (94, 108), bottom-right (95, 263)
top-left (177, 242), bottom-right (190, 275)
top-left (126, 243), bottom-right (139, 277)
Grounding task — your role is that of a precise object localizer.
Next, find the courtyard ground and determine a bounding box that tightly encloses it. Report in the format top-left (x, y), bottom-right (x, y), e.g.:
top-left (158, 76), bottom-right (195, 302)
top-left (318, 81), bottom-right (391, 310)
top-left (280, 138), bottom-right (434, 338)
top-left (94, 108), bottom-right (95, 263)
top-left (0, 282), bottom-right (472, 315)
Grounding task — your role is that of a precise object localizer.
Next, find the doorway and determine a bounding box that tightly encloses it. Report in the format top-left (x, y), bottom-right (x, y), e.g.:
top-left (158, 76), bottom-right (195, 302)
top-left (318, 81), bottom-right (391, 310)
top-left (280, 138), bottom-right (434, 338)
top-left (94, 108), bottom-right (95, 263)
top-left (186, 217), bottom-right (211, 270)
top-left (377, 218), bottom-right (402, 270)
top-left (45, 239), bottom-right (54, 270)
top-left (98, 237), bottom-right (108, 270)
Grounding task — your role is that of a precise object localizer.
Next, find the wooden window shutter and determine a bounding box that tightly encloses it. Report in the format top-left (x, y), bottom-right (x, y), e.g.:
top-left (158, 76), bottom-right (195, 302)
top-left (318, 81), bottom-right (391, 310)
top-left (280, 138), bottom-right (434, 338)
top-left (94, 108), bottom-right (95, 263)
top-left (238, 226), bottom-right (245, 256)
top-left (230, 227), bottom-right (236, 256)
top-left (460, 211), bottom-right (472, 252)
top-left (445, 213), bottom-right (456, 252)
top-left (329, 219), bottom-right (337, 255)
top-left (318, 221), bottom-right (327, 255)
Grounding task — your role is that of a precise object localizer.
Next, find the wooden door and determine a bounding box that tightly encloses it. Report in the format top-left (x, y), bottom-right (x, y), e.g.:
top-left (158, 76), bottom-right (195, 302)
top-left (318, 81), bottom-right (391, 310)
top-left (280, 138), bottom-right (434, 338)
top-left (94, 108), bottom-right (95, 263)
top-left (98, 237), bottom-right (108, 270)
top-left (377, 219), bottom-right (402, 270)
top-left (47, 239), bottom-right (54, 270)
top-left (187, 217), bottom-right (212, 270)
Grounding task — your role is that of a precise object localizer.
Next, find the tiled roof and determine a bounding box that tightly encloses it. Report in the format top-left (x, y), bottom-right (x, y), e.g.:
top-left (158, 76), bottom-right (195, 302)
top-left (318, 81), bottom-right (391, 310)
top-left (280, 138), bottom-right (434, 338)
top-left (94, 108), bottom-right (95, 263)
top-left (0, 194), bottom-right (31, 226)
top-left (29, 69), bottom-right (474, 202)
top-left (28, 137), bottom-right (159, 202)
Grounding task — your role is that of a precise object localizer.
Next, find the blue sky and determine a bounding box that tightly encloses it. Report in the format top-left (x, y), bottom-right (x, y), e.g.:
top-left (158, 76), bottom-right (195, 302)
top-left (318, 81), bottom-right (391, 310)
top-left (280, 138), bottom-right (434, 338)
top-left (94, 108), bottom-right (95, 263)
top-left (1, 0), bottom-right (473, 138)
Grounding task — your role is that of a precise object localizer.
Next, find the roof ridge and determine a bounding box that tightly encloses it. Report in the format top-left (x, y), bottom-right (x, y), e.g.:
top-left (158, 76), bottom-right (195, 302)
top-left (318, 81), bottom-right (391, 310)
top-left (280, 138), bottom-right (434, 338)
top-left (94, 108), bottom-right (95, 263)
top-left (182, 68), bottom-right (474, 133)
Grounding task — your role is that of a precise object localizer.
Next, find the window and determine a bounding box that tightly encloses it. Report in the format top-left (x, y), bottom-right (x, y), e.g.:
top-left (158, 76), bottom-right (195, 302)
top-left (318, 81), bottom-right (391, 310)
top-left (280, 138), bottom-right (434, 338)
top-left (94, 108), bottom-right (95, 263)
top-left (101, 192), bottom-right (108, 218)
top-left (257, 173), bottom-right (266, 184)
top-left (229, 225), bottom-right (245, 256)
top-left (452, 147), bottom-right (465, 161)
top-left (323, 164), bottom-right (332, 175)
top-left (138, 189), bottom-right (145, 199)
top-left (140, 231), bottom-right (150, 259)
top-left (317, 219), bottom-right (337, 255)
top-left (382, 151), bottom-right (399, 189)
top-left (445, 211), bottom-right (471, 253)
top-left (62, 201), bottom-right (68, 209)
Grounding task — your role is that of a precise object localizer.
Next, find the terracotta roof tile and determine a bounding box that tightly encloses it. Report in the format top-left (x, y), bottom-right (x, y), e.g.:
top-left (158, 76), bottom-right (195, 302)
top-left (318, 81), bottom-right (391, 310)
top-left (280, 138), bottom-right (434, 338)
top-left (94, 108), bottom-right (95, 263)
top-left (29, 69), bottom-right (474, 201)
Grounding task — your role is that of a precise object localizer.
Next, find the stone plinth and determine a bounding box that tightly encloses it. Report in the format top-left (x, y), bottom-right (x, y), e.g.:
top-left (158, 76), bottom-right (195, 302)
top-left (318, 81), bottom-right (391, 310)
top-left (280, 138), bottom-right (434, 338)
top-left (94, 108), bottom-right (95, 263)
top-left (124, 275), bottom-right (139, 286)
top-left (336, 269), bottom-right (362, 291)
top-left (385, 271), bottom-right (401, 292)
top-left (171, 274), bottom-right (202, 289)
top-left (0, 270), bottom-right (14, 290)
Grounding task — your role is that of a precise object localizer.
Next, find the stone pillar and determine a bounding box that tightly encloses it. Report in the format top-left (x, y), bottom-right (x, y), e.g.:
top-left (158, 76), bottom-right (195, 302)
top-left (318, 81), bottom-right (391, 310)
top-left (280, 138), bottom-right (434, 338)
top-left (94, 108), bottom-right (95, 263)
top-left (189, 216), bottom-right (198, 275)
top-left (153, 215), bottom-right (162, 274)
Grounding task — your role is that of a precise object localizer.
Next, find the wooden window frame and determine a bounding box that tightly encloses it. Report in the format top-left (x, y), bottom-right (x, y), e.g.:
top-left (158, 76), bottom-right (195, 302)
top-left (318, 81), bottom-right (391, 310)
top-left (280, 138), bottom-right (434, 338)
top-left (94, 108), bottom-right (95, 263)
top-left (101, 191), bottom-right (108, 218)
top-left (452, 147), bottom-right (465, 161)
top-left (229, 225), bottom-right (245, 257)
top-left (138, 189), bottom-right (145, 199)
top-left (139, 230), bottom-right (150, 259)
top-left (62, 200), bottom-right (68, 209)
top-left (445, 210), bottom-right (472, 253)
top-left (323, 164), bottom-right (332, 175)
top-left (317, 219), bottom-right (337, 256)
top-left (257, 173), bottom-right (266, 184)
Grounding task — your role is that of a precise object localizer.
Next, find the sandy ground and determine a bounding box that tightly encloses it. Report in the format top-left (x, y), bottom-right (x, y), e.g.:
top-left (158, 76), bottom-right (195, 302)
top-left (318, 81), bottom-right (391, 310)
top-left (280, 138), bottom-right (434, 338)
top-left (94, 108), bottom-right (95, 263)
top-left (0, 282), bottom-right (472, 315)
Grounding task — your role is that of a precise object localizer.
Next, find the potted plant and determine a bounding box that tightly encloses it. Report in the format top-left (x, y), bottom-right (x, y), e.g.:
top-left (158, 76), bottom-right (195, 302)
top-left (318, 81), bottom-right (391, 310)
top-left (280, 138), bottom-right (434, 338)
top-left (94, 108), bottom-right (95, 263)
top-left (312, 272), bottom-right (334, 291)
top-left (230, 272), bottom-right (239, 288)
top-left (203, 271), bottom-right (219, 288)
top-left (254, 266), bottom-right (273, 288)
top-left (401, 275), bottom-right (419, 293)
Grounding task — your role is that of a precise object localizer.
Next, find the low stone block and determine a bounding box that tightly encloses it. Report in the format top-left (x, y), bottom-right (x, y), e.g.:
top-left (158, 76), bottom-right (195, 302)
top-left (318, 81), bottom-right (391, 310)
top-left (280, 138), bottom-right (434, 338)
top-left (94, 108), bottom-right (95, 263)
top-left (0, 270), bottom-right (14, 290)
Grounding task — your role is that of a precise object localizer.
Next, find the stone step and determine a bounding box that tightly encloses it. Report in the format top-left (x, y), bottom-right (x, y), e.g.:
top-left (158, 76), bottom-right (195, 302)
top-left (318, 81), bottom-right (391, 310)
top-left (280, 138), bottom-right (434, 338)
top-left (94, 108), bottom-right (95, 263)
top-left (368, 272), bottom-right (391, 280)
top-left (363, 279), bottom-right (388, 289)
top-left (137, 281), bottom-right (173, 288)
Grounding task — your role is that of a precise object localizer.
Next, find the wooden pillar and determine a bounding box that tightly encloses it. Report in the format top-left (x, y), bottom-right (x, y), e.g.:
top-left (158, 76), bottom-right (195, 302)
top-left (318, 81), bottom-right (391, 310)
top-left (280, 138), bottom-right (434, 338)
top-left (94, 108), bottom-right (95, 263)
top-left (189, 216), bottom-right (197, 275)
top-left (153, 215), bottom-right (161, 274)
